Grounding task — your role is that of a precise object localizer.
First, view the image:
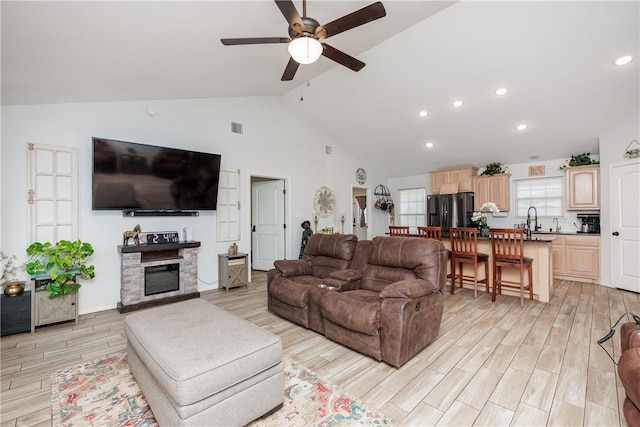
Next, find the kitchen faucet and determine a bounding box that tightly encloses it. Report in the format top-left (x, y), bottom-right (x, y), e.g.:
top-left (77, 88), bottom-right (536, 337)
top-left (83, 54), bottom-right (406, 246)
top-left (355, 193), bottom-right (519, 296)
top-left (527, 206), bottom-right (541, 233)
top-left (553, 217), bottom-right (560, 233)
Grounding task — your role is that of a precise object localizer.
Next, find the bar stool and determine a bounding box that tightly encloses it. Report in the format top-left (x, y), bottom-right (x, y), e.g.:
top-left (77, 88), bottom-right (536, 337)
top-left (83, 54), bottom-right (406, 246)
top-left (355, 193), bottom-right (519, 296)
top-left (490, 228), bottom-right (533, 307)
top-left (417, 226), bottom-right (441, 239)
top-left (449, 227), bottom-right (490, 298)
top-left (389, 226), bottom-right (410, 236)
top-left (418, 226), bottom-right (454, 282)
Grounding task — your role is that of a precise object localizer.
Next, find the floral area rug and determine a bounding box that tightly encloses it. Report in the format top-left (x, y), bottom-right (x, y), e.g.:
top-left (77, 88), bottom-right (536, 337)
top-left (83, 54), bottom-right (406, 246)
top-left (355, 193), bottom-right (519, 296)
top-left (51, 351), bottom-right (393, 427)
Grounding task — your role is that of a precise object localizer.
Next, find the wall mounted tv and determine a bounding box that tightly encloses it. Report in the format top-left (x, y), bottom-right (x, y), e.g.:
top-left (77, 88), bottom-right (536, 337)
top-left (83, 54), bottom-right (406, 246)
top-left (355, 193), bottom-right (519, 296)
top-left (92, 137), bottom-right (222, 211)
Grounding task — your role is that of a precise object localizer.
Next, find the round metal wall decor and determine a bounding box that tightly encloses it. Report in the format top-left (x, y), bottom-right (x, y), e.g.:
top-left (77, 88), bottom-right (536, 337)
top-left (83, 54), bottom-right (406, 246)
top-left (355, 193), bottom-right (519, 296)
top-left (313, 186), bottom-right (336, 218)
top-left (356, 167), bottom-right (367, 185)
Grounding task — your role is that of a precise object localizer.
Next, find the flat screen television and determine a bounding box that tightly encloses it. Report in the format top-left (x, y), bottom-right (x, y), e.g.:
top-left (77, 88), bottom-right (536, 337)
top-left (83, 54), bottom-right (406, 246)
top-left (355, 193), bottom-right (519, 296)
top-left (92, 137), bottom-right (222, 211)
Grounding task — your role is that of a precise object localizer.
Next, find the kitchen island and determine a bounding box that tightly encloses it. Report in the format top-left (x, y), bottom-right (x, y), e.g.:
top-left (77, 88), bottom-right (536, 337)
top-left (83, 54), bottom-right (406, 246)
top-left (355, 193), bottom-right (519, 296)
top-left (439, 236), bottom-right (555, 303)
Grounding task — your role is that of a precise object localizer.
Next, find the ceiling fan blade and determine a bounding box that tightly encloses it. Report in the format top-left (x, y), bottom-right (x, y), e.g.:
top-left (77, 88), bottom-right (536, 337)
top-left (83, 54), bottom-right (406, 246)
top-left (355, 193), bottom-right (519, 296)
top-left (274, 0), bottom-right (304, 35)
top-left (321, 44), bottom-right (365, 72)
top-left (221, 37), bottom-right (290, 45)
top-left (315, 1), bottom-right (386, 39)
top-left (281, 57), bottom-right (300, 81)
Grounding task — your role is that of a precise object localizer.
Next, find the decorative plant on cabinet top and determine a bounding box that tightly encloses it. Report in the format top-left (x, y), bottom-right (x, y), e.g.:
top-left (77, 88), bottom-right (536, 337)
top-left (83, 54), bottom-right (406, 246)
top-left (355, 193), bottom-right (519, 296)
top-left (25, 240), bottom-right (95, 299)
top-left (480, 162), bottom-right (507, 176)
top-left (560, 152), bottom-right (599, 169)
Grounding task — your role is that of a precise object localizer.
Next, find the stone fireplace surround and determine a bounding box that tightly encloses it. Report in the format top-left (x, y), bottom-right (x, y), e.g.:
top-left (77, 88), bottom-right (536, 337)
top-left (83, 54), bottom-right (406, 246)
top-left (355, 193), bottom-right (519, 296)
top-left (118, 241), bottom-right (201, 313)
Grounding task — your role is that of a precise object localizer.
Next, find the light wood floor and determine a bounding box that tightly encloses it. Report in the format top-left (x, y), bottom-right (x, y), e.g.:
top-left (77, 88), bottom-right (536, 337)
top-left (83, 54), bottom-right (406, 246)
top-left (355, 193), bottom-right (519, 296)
top-left (2, 272), bottom-right (638, 426)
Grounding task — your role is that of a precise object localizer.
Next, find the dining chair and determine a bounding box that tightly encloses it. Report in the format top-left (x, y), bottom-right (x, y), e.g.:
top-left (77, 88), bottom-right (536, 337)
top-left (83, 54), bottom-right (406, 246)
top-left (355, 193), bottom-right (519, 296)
top-left (490, 228), bottom-right (534, 307)
top-left (449, 227), bottom-right (490, 298)
top-left (389, 226), bottom-right (410, 236)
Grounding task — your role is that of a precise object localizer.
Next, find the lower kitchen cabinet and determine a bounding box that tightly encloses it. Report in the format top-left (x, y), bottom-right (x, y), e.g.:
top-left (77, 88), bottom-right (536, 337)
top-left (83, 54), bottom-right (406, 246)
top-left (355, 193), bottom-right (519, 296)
top-left (550, 235), bottom-right (600, 282)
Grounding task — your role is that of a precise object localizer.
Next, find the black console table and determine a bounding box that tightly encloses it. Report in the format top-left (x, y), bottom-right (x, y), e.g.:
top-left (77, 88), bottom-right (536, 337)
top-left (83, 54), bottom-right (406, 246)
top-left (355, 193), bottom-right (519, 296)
top-left (1, 291), bottom-right (32, 336)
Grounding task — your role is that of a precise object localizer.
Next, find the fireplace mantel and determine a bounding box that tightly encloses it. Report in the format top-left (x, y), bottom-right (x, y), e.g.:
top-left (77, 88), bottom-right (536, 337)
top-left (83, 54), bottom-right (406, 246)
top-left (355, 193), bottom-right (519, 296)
top-left (118, 241), bottom-right (201, 253)
top-left (118, 241), bottom-right (201, 313)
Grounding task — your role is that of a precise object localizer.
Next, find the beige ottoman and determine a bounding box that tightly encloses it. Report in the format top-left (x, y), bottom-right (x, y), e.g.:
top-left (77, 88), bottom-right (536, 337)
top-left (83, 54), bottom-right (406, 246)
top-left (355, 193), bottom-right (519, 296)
top-left (124, 299), bottom-right (284, 426)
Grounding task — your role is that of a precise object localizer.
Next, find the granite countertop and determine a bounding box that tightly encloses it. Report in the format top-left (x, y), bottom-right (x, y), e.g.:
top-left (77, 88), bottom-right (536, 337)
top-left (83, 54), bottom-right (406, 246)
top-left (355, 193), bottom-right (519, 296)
top-left (533, 231), bottom-right (600, 236)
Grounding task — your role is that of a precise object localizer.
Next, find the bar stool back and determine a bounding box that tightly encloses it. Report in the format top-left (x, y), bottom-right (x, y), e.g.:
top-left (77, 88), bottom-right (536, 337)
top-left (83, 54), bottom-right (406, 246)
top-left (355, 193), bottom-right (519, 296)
top-left (490, 228), bottom-right (533, 307)
top-left (449, 227), bottom-right (490, 298)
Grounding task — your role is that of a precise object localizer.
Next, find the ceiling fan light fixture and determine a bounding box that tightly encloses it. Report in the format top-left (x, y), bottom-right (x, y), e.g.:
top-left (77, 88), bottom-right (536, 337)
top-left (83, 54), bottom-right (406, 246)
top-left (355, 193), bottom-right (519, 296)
top-left (288, 37), bottom-right (323, 65)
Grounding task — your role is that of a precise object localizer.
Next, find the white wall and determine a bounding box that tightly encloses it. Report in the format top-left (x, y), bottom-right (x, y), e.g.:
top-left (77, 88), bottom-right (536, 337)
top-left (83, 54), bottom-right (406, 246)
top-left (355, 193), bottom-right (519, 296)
top-left (1, 96), bottom-right (390, 314)
top-left (598, 116), bottom-right (640, 287)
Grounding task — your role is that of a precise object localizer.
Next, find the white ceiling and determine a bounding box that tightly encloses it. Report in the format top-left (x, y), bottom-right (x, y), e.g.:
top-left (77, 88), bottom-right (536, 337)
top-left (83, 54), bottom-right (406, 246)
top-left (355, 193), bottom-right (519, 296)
top-left (3, 1), bottom-right (639, 177)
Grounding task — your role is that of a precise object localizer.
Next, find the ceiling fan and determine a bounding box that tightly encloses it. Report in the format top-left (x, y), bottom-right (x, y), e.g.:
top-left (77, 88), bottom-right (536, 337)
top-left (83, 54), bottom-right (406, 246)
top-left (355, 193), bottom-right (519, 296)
top-left (220, 0), bottom-right (386, 81)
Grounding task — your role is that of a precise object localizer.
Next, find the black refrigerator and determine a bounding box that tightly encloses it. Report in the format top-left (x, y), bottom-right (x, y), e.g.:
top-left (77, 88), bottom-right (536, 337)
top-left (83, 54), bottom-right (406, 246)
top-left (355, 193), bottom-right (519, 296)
top-left (427, 192), bottom-right (475, 233)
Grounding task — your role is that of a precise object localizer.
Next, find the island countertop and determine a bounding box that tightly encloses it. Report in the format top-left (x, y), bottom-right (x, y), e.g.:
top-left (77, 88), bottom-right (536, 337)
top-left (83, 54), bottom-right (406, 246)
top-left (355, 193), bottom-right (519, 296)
top-left (438, 236), bottom-right (554, 303)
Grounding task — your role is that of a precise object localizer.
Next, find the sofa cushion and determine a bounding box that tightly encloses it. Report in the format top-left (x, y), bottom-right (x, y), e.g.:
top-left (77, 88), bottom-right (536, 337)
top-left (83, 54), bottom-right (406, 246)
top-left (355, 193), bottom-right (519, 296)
top-left (269, 277), bottom-right (311, 308)
top-left (380, 279), bottom-right (436, 299)
top-left (321, 289), bottom-right (381, 336)
top-left (362, 236), bottom-right (445, 293)
top-left (361, 264), bottom-right (416, 293)
top-left (303, 233), bottom-right (358, 261)
top-left (274, 259), bottom-right (312, 277)
top-left (311, 256), bottom-right (352, 279)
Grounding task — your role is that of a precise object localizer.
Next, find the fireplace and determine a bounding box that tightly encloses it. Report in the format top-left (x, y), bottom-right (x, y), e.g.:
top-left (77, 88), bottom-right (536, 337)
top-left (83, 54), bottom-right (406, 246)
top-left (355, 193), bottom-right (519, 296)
top-left (118, 241), bottom-right (201, 313)
top-left (145, 263), bottom-right (180, 296)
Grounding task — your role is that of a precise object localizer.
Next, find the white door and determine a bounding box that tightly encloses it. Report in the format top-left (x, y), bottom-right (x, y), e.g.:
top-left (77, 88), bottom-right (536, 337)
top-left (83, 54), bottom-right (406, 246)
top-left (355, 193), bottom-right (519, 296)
top-left (251, 179), bottom-right (285, 270)
top-left (610, 160), bottom-right (640, 292)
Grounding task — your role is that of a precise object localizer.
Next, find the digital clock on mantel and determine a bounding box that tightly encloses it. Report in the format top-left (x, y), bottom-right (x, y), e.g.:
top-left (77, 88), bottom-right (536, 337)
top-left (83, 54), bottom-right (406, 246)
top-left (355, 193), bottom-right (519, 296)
top-left (144, 231), bottom-right (180, 245)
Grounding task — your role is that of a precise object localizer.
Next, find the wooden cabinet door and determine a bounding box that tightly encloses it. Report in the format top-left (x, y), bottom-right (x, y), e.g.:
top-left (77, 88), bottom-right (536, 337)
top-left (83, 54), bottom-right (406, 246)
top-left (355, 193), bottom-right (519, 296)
top-left (431, 171), bottom-right (450, 194)
top-left (564, 236), bottom-right (600, 279)
top-left (34, 291), bottom-right (77, 326)
top-left (474, 174), bottom-right (510, 211)
top-left (489, 174), bottom-right (510, 211)
top-left (473, 176), bottom-right (490, 210)
top-left (451, 168), bottom-right (476, 192)
top-left (566, 165), bottom-right (600, 210)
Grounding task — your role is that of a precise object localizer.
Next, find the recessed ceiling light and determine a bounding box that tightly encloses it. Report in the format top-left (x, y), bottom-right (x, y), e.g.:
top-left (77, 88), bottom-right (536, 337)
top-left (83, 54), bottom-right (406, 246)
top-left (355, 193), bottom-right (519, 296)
top-left (418, 110), bottom-right (428, 117)
top-left (425, 142), bottom-right (434, 148)
top-left (452, 100), bottom-right (463, 108)
top-left (516, 123), bottom-right (528, 131)
top-left (495, 88), bottom-right (508, 96)
top-left (615, 55), bottom-right (633, 66)
top-left (529, 155), bottom-right (539, 160)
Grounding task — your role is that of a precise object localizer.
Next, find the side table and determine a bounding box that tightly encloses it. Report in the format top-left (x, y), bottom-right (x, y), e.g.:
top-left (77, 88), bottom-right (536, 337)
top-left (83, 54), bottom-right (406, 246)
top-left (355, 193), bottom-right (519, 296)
top-left (1, 291), bottom-right (32, 336)
top-left (218, 253), bottom-right (249, 291)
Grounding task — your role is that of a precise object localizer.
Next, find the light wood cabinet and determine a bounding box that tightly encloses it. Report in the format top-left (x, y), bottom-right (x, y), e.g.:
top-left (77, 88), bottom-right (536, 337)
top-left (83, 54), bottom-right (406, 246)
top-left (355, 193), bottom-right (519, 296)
top-left (473, 173), bottom-right (511, 211)
top-left (431, 166), bottom-right (477, 194)
top-left (31, 278), bottom-right (78, 332)
top-left (548, 234), bottom-right (600, 282)
top-left (219, 253), bottom-right (248, 291)
top-left (565, 236), bottom-right (600, 279)
top-left (566, 165), bottom-right (600, 210)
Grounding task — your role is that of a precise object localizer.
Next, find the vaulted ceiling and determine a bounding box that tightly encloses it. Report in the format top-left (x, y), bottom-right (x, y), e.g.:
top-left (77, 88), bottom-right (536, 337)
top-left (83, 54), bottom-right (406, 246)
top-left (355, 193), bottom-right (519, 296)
top-left (3, 1), bottom-right (639, 177)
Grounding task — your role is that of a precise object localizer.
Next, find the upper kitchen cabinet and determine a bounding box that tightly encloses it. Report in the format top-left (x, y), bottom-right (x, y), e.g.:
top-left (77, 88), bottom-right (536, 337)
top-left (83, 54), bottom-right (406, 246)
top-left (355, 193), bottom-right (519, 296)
top-left (566, 165), bottom-right (600, 210)
top-left (473, 173), bottom-right (511, 211)
top-left (431, 166), bottom-right (478, 194)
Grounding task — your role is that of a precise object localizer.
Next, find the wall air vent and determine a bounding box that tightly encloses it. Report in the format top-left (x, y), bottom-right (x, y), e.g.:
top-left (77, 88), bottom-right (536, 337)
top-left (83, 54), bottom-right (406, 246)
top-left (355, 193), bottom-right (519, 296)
top-left (231, 122), bottom-right (244, 135)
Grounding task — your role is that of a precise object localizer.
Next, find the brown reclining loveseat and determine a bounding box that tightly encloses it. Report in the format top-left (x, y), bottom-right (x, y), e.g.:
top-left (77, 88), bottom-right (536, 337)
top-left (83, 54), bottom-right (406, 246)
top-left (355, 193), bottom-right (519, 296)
top-left (267, 233), bottom-right (447, 367)
top-left (267, 233), bottom-right (371, 334)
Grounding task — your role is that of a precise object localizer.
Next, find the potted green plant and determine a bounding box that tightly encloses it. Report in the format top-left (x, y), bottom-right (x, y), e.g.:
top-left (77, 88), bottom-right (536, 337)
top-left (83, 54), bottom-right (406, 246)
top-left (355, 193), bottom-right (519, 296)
top-left (559, 152), bottom-right (599, 169)
top-left (480, 162), bottom-right (506, 176)
top-left (25, 240), bottom-right (95, 299)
